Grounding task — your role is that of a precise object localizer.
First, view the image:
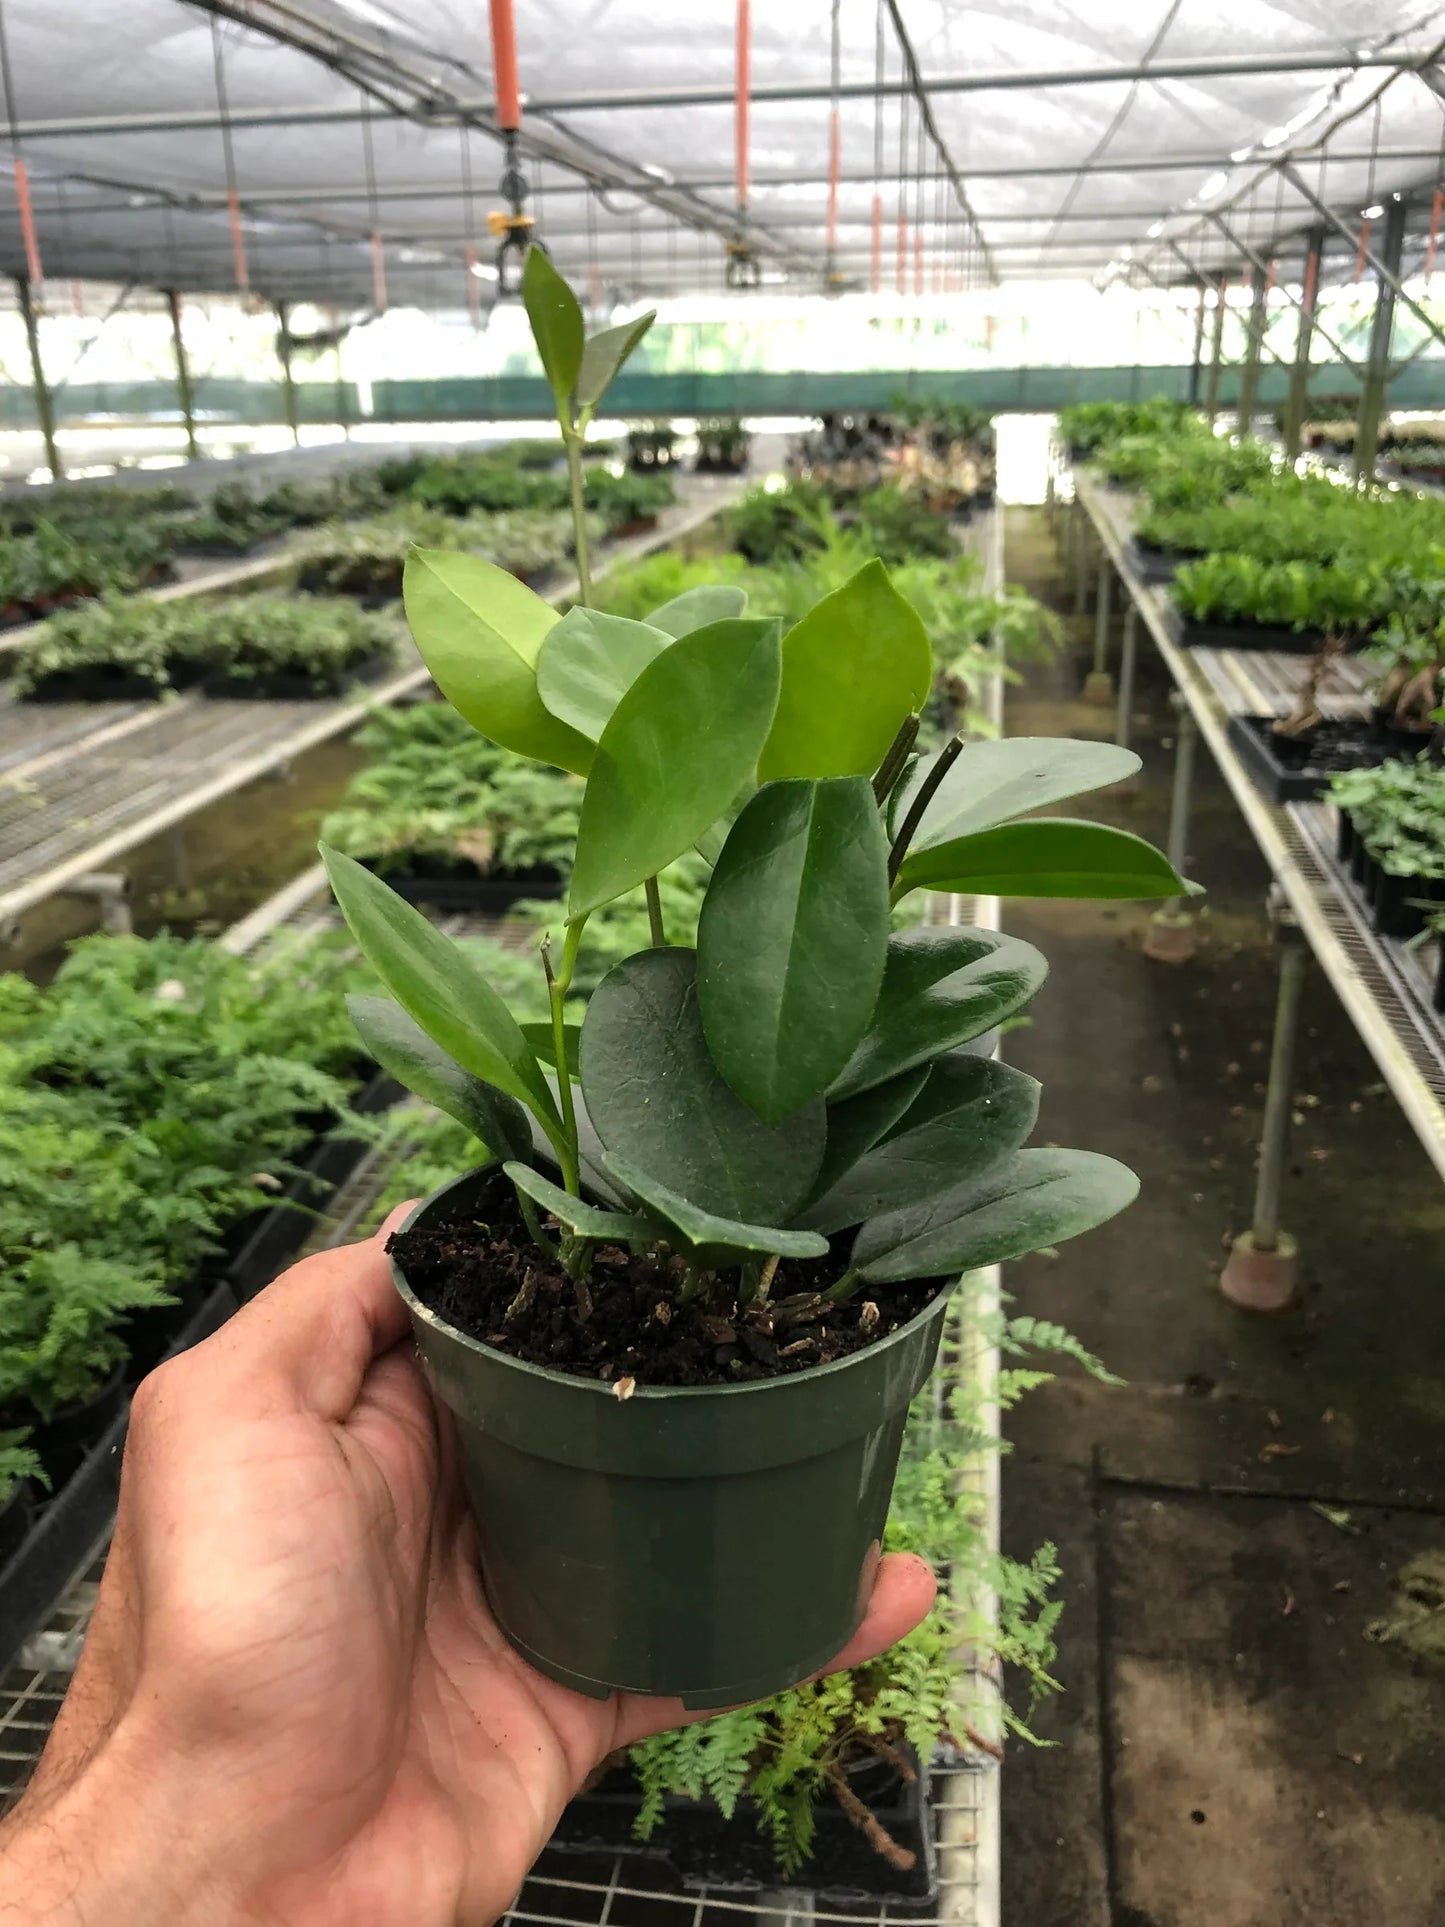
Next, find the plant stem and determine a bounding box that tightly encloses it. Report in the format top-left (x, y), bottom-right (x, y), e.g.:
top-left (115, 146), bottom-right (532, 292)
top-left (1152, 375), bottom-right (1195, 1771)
top-left (871, 711), bottom-right (921, 807)
top-left (544, 919), bottom-right (587, 1194)
top-left (820, 1267), bottom-right (861, 1305)
top-left (516, 1188), bottom-right (561, 1261)
top-left (755, 1253), bottom-right (780, 1303)
top-left (564, 429), bottom-right (593, 605)
top-left (644, 875), bottom-right (666, 947)
top-left (886, 733), bottom-right (965, 886)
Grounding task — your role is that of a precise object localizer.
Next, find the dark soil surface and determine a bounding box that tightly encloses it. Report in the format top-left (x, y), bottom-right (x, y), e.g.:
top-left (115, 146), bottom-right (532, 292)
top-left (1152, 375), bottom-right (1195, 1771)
top-left (391, 1178), bottom-right (939, 1388)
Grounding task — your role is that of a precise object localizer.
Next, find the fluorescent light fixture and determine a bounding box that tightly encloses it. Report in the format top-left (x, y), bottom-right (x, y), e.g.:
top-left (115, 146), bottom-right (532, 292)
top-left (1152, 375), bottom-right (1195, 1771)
top-left (1197, 171), bottom-right (1230, 203)
top-left (1146, 219), bottom-right (1165, 238)
top-left (469, 260), bottom-right (499, 281)
top-left (1362, 204), bottom-right (1384, 219)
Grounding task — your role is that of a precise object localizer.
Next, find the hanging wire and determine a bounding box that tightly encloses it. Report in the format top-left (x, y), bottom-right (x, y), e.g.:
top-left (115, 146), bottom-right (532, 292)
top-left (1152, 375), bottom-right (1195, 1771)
top-left (871, 0), bottom-right (885, 294)
top-left (913, 99), bottom-right (926, 297)
top-left (895, 73), bottom-right (910, 295)
top-left (587, 185), bottom-right (602, 313)
top-left (360, 92), bottom-right (387, 311)
top-left (824, 0), bottom-right (841, 286)
top-left (209, 17), bottom-right (248, 293)
top-left (0, 0), bottom-right (41, 283)
top-left (460, 124), bottom-right (481, 325)
top-left (1356, 97), bottom-right (1383, 282)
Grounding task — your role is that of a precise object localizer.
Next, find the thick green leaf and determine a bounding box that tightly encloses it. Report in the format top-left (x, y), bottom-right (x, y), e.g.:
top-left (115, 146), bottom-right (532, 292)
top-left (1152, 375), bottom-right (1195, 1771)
top-left (898, 818), bottom-right (1194, 900)
top-left (321, 845), bottom-right (560, 1138)
top-left (522, 247), bottom-right (584, 408)
top-left (569, 618), bottom-right (782, 918)
top-left (852, 1148), bottom-right (1140, 1282)
top-left (758, 560), bottom-right (932, 784)
top-left (520, 1020), bottom-right (581, 1079)
top-left (830, 926), bottom-right (1047, 1100)
top-left (535, 606), bottom-right (674, 741)
top-left (580, 947), bottom-right (825, 1224)
top-left (603, 1152), bottom-right (828, 1258)
top-left (896, 736), bottom-right (1142, 853)
top-left (576, 312), bottom-right (656, 411)
top-left (403, 550), bottom-right (592, 775)
top-left (697, 776), bottom-right (889, 1123)
top-left (348, 994), bottom-right (533, 1160)
top-left (647, 585), bottom-right (749, 637)
top-left (504, 1161), bottom-right (653, 1243)
top-left (800, 1056), bottom-right (1040, 1233)
top-left (807, 1067), bottom-right (931, 1207)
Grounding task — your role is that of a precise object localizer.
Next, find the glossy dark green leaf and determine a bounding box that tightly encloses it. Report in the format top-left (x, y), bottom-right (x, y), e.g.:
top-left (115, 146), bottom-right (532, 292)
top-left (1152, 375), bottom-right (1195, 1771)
top-left (321, 845), bottom-right (561, 1139)
top-left (503, 1162), bottom-right (653, 1243)
top-left (403, 549), bottom-right (592, 775)
top-left (800, 1055), bottom-right (1041, 1233)
top-left (830, 926), bottom-right (1047, 1100)
top-left (603, 1152), bottom-right (828, 1258)
top-left (576, 311), bottom-right (656, 411)
top-left (647, 584), bottom-right (749, 637)
top-left (897, 818), bottom-right (1194, 900)
top-left (520, 1020), bottom-right (582, 1079)
top-left (580, 947), bottom-right (825, 1224)
top-left (569, 618), bottom-right (782, 918)
top-left (522, 246), bottom-right (584, 407)
top-left (807, 1066), bottom-right (931, 1207)
top-left (347, 994), bottom-right (533, 1161)
top-left (697, 776), bottom-right (889, 1123)
top-left (759, 560), bottom-right (931, 783)
top-left (852, 1148), bottom-right (1140, 1282)
top-left (535, 606), bottom-right (674, 741)
top-left (894, 736), bottom-right (1142, 853)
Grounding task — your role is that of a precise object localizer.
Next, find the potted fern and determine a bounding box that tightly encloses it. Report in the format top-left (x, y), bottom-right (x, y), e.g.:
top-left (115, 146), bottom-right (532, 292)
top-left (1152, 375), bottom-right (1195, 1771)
top-left (320, 251), bottom-right (1192, 1707)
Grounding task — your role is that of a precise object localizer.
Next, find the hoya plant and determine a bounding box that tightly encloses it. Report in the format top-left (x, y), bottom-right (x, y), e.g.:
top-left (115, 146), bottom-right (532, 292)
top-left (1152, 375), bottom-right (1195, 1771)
top-left (320, 250), bottom-right (1191, 1341)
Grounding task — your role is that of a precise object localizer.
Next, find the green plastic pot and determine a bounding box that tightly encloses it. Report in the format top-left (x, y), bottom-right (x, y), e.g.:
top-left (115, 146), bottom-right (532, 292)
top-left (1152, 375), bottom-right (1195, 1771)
top-left (390, 1167), bottom-right (955, 1709)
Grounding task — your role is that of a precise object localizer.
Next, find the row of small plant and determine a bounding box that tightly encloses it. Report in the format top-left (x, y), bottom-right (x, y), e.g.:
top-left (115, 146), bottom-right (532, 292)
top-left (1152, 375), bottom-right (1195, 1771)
top-left (13, 592), bottom-right (398, 699)
top-left (376, 445), bottom-right (674, 528)
top-left (296, 505), bottom-right (597, 600)
top-left (1329, 757), bottom-right (1445, 946)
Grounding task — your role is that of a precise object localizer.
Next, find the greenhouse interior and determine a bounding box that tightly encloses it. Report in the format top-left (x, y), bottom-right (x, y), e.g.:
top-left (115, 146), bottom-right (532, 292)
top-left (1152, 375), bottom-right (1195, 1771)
top-left (2, 1), bottom-right (1445, 1923)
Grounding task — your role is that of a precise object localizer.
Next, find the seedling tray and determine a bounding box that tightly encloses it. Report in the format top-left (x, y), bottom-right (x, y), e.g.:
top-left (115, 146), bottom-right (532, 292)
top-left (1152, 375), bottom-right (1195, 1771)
top-left (1181, 618), bottom-right (1323, 655)
top-left (551, 1753), bottom-right (936, 1908)
top-left (1228, 714), bottom-right (1386, 802)
top-left (20, 666), bottom-right (166, 703)
top-left (358, 858), bottom-right (565, 915)
top-left (200, 649), bottom-right (393, 702)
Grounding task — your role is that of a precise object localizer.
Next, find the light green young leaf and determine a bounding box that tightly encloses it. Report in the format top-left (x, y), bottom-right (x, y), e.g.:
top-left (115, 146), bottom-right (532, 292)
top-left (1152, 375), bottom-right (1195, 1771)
top-left (697, 776), bottom-right (889, 1124)
top-left (347, 994), bottom-right (533, 1160)
top-left (577, 311), bottom-right (656, 411)
top-left (522, 246), bottom-right (584, 409)
top-left (853, 1148), bottom-right (1140, 1282)
top-left (569, 618), bottom-right (782, 918)
top-left (758, 559), bottom-right (931, 783)
top-left (321, 844), bottom-right (561, 1139)
top-left (647, 585), bottom-right (749, 637)
top-left (603, 1151), bottom-right (828, 1258)
top-left (894, 737), bottom-right (1142, 853)
top-left (503, 1161), bottom-right (653, 1243)
top-left (403, 549), bottom-right (592, 775)
top-left (535, 605), bottom-right (674, 741)
top-left (898, 818), bottom-right (1195, 900)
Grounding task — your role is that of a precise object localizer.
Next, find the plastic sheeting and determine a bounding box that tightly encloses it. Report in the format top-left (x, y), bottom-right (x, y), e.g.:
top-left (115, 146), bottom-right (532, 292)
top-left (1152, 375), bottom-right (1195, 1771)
top-left (0, 0), bottom-right (1443, 306)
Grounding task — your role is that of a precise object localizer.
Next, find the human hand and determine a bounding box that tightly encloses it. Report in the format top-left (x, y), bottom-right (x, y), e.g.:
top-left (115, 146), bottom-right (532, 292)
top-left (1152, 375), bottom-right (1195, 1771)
top-left (0, 1209), bottom-right (935, 1926)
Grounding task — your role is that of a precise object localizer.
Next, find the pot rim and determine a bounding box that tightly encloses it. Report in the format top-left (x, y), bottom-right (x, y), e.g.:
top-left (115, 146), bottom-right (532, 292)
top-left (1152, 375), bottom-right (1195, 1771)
top-left (390, 1166), bottom-right (957, 1405)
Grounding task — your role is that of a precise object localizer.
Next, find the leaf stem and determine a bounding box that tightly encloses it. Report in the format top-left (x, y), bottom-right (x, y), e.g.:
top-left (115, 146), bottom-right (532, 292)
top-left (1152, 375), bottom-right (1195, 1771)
top-left (886, 733), bottom-right (965, 886)
top-left (871, 711), bottom-right (921, 808)
top-left (543, 919), bottom-right (587, 1194)
top-left (563, 428), bottom-right (593, 606)
top-left (820, 1267), bottom-right (861, 1304)
top-left (644, 876), bottom-right (666, 947)
top-left (516, 1187), bottom-right (561, 1261)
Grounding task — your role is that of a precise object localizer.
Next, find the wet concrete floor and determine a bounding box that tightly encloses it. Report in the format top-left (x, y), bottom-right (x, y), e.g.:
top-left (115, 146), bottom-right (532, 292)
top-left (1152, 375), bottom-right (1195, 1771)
top-left (998, 506), bottom-right (1445, 1927)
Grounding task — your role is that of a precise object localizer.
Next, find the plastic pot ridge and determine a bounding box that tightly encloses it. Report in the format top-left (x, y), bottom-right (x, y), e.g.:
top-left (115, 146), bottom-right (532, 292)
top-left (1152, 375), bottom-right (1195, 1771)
top-left (390, 1167), bottom-right (954, 1710)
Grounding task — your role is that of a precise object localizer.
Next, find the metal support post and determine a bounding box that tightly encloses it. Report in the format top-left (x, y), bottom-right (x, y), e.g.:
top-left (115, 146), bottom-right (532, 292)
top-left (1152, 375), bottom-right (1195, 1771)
top-left (1073, 512), bottom-right (1090, 615)
top-left (165, 288), bottom-right (200, 462)
top-left (1281, 227), bottom-right (1323, 462)
top-left (1236, 267), bottom-right (1268, 438)
top-left (1143, 695), bottom-right (1198, 963)
top-left (274, 299), bottom-right (301, 447)
top-left (1115, 604), bottom-right (1138, 749)
top-left (14, 273), bottom-right (62, 481)
top-left (1279, 161), bottom-right (1445, 364)
top-left (61, 872), bottom-right (132, 936)
top-left (1220, 896), bottom-right (1305, 1310)
top-left (1085, 561), bottom-right (1114, 704)
top-left (1186, 279), bottom-right (1207, 405)
top-left (1353, 196), bottom-right (1408, 486)
top-left (1202, 275), bottom-right (1226, 424)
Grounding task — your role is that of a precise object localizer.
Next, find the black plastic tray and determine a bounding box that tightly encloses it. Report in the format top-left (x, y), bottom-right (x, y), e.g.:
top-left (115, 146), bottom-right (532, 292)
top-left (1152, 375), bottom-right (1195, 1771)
top-left (1182, 618), bottom-right (1324, 655)
top-left (200, 648), bottom-right (393, 703)
top-left (1228, 714), bottom-right (1386, 802)
top-left (551, 1753), bottom-right (937, 1908)
top-left (359, 861), bottom-right (565, 915)
top-left (21, 667), bottom-right (166, 703)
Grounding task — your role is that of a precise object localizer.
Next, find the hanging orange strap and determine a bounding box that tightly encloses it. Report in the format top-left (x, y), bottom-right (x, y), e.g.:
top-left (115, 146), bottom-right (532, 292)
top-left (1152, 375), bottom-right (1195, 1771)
top-left (227, 186), bottom-right (249, 292)
top-left (488, 0), bottom-right (521, 130)
top-left (371, 231), bottom-right (387, 310)
top-left (826, 107), bottom-right (840, 254)
top-left (1428, 189), bottom-right (1444, 277)
top-left (13, 157), bottom-right (41, 284)
top-left (896, 213), bottom-right (908, 295)
top-left (735, 0), bottom-right (750, 214)
top-left (1355, 218), bottom-right (1371, 281)
top-left (1302, 243), bottom-right (1320, 313)
top-left (870, 191), bottom-right (882, 293)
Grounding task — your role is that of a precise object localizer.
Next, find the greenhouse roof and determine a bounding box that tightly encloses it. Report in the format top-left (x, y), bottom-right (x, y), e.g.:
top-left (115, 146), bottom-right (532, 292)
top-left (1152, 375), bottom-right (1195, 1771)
top-left (1, 1), bottom-right (1445, 310)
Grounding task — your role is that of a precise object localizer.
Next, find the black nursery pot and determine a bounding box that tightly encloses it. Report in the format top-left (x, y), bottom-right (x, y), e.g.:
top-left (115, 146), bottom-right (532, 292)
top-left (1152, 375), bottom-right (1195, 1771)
top-left (28, 1366), bottom-right (127, 1487)
top-left (390, 1168), bottom-right (955, 1710)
